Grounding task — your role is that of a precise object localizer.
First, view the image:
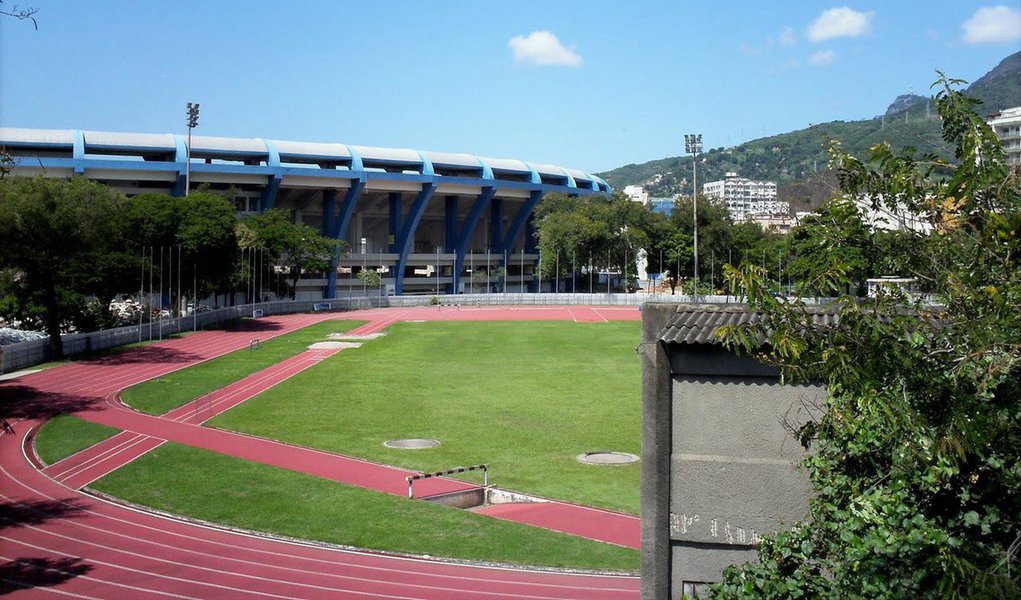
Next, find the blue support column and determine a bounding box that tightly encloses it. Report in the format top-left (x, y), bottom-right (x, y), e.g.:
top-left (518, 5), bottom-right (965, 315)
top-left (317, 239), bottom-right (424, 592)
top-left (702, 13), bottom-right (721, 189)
top-left (503, 190), bottom-right (544, 258)
top-left (172, 134), bottom-right (188, 196)
top-left (525, 213), bottom-right (538, 253)
top-left (490, 198), bottom-right (504, 252)
top-left (72, 130), bottom-right (85, 175)
top-left (526, 213), bottom-right (538, 292)
top-left (260, 175), bottom-right (282, 211)
top-left (325, 180), bottom-right (365, 299)
top-left (322, 189), bottom-right (339, 299)
top-left (388, 192), bottom-right (402, 252)
top-left (394, 183), bottom-right (437, 295)
top-left (453, 187), bottom-right (495, 295)
top-left (332, 179), bottom-right (366, 242)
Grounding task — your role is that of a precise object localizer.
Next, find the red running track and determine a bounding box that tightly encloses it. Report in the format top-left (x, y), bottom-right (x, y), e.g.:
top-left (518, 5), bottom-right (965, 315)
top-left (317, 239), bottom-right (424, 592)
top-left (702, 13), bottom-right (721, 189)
top-left (0, 306), bottom-right (641, 598)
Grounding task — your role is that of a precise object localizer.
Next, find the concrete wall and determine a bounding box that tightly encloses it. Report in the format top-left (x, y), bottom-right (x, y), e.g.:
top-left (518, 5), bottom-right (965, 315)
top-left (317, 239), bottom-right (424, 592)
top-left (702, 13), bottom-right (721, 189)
top-left (641, 304), bottom-right (825, 599)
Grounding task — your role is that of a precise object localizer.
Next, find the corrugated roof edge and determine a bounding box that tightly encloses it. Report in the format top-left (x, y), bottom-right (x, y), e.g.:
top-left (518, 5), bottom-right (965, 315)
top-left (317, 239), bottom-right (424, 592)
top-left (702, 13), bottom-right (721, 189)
top-left (656, 301), bottom-right (944, 346)
top-left (656, 302), bottom-right (843, 346)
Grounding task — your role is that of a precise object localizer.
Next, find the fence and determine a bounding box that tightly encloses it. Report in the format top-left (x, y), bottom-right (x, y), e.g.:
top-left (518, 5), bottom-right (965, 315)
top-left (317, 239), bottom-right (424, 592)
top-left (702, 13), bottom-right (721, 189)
top-left (0, 293), bottom-right (836, 374)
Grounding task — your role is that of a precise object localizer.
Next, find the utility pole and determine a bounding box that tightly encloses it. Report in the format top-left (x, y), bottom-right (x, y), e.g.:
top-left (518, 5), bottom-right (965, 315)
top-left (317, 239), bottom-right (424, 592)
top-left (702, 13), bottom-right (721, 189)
top-left (685, 133), bottom-right (703, 285)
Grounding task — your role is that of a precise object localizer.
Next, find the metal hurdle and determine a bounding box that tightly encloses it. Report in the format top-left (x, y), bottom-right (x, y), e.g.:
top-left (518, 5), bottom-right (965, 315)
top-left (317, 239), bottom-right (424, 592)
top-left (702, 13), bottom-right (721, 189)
top-left (406, 464), bottom-right (488, 499)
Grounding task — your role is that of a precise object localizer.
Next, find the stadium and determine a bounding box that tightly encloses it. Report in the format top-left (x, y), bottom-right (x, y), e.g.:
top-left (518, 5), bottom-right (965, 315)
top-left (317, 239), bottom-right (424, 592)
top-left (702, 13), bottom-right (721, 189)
top-left (0, 127), bottom-right (610, 297)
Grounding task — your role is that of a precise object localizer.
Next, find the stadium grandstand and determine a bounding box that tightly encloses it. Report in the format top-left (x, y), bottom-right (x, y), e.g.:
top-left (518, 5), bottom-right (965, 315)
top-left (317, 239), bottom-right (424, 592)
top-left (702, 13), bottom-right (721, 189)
top-left (0, 127), bottom-right (610, 297)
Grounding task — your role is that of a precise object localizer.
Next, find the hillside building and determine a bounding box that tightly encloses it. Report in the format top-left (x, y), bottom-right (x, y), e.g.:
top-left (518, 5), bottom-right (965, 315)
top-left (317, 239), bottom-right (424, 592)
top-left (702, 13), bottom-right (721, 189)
top-left (702, 173), bottom-right (785, 222)
top-left (986, 106), bottom-right (1021, 167)
top-left (624, 184), bottom-right (650, 205)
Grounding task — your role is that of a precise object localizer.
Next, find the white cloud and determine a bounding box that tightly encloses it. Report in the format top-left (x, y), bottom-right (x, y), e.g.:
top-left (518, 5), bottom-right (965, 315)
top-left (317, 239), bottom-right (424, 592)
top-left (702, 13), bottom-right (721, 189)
top-left (807, 7), bottom-right (874, 42)
top-left (508, 31), bottom-right (582, 67)
top-left (786, 57), bottom-right (801, 69)
top-left (809, 49), bottom-right (837, 66)
top-left (779, 27), bottom-right (797, 46)
top-left (962, 6), bottom-right (1021, 43)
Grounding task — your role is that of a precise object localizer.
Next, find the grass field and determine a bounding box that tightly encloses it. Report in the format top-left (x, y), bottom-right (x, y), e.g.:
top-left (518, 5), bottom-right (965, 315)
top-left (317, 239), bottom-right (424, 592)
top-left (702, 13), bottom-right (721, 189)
top-left (35, 415), bottom-right (121, 465)
top-left (121, 320), bottom-right (363, 415)
top-left (209, 320), bottom-right (642, 514)
top-left (91, 443), bottom-right (639, 571)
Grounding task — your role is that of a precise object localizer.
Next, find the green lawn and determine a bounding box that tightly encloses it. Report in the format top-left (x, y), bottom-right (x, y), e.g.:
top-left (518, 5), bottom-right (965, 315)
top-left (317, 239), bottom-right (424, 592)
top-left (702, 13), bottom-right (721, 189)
top-left (35, 415), bottom-right (121, 465)
top-left (91, 443), bottom-right (639, 571)
top-left (209, 321), bottom-right (642, 514)
top-left (121, 320), bottom-right (363, 415)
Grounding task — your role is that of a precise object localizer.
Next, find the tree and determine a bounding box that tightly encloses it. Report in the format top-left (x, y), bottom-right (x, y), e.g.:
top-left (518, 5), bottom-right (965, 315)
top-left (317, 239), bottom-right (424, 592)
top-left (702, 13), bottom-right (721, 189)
top-left (710, 76), bottom-right (1021, 599)
top-left (241, 208), bottom-right (342, 299)
top-left (177, 192), bottom-right (240, 304)
top-left (784, 197), bottom-right (874, 296)
top-left (0, 1), bottom-right (39, 29)
top-left (0, 176), bottom-right (128, 357)
top-left (668, 195), bottom-right (741, 290)
top-left (534, 192), bottom-right (662, 292)
top-left (655, 229), bottom-right (692, 295)
top-left (357, 268), bottom-right (381, 289)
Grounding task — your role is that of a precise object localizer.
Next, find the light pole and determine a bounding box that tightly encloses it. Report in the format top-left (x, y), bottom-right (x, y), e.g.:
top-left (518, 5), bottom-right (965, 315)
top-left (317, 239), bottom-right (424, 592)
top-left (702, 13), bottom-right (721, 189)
top-left (185, 102), bottom-right (200, 196)
top-left (684, 133), bottom-right (702, 285)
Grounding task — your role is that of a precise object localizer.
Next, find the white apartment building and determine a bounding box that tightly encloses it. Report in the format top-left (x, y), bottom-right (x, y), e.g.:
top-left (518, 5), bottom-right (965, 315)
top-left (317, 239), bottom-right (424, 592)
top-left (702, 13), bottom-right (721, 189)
top-left (987, 106), bottom-right (1021, 167)
top-left (623, 184), bottom-right (649, 205)
top-left (702, 172), bottom-right (785, 221)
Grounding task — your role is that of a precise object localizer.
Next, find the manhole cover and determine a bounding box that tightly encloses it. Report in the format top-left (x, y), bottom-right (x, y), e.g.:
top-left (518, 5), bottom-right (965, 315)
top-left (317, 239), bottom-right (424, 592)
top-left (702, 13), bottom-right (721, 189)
top-left (577, 451), bottom-right (639, 466)
top-left (384, 438), bottom-right (440, 449)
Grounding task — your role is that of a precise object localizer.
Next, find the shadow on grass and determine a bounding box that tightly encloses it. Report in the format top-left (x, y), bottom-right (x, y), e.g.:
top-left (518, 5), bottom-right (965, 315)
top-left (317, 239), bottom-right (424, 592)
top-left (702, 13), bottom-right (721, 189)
top-left (0, 557), bottom-right (93, 595)
top-left (0, 498), bottom-right (89, 531)
top-left (0, 384), bottom-right (104, 420)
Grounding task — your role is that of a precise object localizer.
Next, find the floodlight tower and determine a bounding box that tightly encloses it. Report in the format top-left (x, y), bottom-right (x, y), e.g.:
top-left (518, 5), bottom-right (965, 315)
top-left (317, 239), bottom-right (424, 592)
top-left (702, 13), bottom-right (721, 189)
top-left (684, 133), bottom-right (703, 285)
top-left (185, 102), bottom-right (200, 196)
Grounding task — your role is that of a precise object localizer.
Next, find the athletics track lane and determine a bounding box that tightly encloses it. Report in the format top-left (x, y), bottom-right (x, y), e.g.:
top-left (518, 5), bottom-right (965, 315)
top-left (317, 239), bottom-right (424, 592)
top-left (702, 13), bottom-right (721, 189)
top-left (0, 306), bottom-right (641, 598)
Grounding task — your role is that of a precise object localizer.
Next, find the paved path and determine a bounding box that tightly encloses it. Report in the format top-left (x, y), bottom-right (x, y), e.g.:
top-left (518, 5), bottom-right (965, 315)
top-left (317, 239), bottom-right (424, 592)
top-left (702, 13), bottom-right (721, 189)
top-left (0, 306), bottom-right (642, 598)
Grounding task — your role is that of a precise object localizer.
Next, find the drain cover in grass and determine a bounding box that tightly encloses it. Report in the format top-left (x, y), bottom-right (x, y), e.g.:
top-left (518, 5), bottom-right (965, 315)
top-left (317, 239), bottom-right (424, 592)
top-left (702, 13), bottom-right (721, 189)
top-left (577, 451), bottom-right (639, 465)
top-left (384, 438), bottom-right (440, 449)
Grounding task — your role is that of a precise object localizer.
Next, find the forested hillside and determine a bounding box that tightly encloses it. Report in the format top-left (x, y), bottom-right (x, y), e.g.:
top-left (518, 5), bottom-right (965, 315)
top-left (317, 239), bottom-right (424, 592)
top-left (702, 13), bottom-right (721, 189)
top-left (598, 51), bottom-right (1021, 210)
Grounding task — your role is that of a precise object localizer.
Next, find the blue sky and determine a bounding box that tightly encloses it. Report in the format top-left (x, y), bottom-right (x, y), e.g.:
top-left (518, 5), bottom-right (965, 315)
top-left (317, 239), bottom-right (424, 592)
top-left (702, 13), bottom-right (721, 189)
top-left (2, 1), bottom-right (1019, 173)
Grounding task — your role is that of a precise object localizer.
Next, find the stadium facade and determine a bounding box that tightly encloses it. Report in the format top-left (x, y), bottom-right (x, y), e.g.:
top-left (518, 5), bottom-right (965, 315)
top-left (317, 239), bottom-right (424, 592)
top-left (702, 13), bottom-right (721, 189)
top-left (0, 128), bottom-right (610, 297)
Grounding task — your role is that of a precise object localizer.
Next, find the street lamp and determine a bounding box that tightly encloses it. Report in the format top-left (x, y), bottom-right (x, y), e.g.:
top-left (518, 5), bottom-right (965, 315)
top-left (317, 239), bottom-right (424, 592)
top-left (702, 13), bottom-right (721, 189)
top-left (684, 133), bottom-right (702, 285)
top-left (185, 102), bottom-right (200, 196)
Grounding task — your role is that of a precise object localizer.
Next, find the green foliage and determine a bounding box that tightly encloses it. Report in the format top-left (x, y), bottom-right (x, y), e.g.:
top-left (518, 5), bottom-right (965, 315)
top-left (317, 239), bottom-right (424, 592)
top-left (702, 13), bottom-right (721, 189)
top-left (124, 191), bottom-right (241, 305)
top-left (0, 176), bottom-right (128, 356)
top-left (710, 76), bottom-right (1021, 599)
top-left (240, 208), bottom-right (342, 299)
top-left (784, 198), bottom-right (873, 296)
top-left (533, 192), bottom-right (659, 290)
top-left (177, 192), bottom-right (241, 299)
top-left (357, 268), bottom-right (381, 287)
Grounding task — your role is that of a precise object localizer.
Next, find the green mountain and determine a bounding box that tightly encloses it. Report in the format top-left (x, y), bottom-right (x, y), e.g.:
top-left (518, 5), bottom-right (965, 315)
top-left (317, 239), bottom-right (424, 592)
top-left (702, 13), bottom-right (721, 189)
top-left (598, 51), bottom-right (1021, 209)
